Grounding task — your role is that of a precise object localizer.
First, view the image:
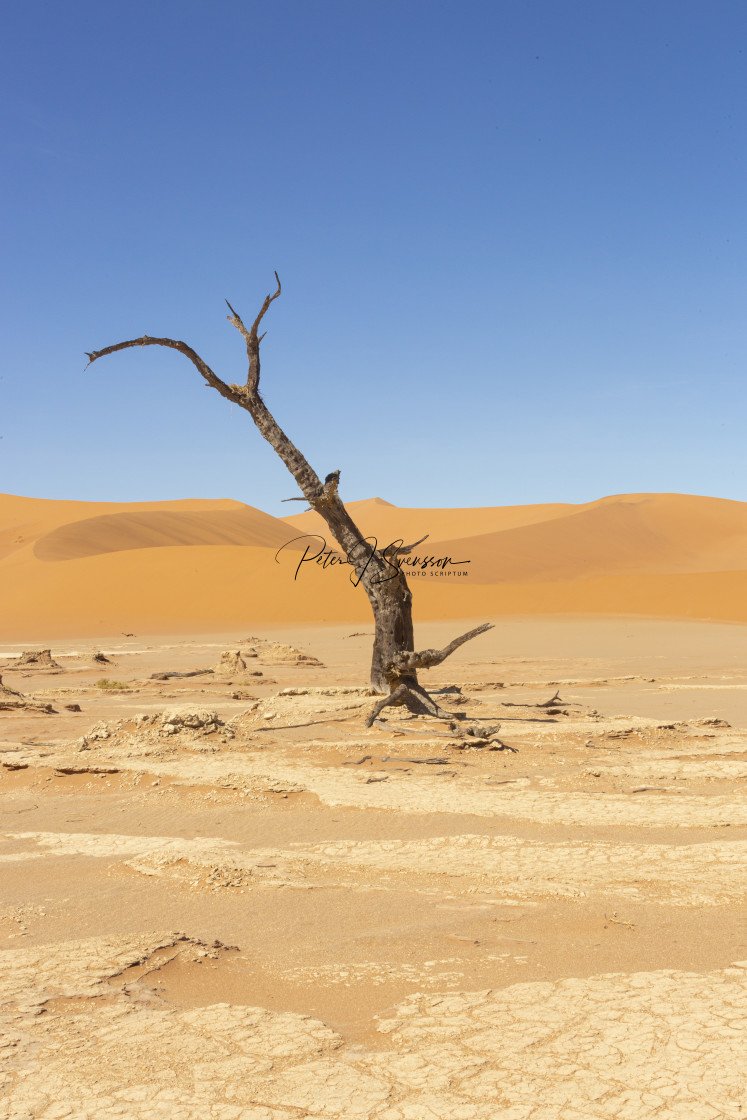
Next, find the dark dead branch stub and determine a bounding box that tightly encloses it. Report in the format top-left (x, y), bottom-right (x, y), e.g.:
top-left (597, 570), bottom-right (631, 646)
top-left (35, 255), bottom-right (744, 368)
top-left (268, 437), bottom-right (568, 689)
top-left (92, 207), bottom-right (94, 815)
top-left (382, 534), bottom-right (430, 557)
top-left (86, 276), bottom-right (494, 722)
top-left (371, 715), bottom-right (517, 753)
top-left (446, 721), bottom-right (518, 752)
top-left (149, 670), bottom-right (214, 680)
top-left (402, 756), bottom-right (449, 765)
top-left (0, 674), bottom-right (56, 713)
top-left (499, 690), bottom-right (573, 716)
top-left (0, 674), bottom-right (22, 699)
top-left (373, 719), bottom-right (452, 737)
top-left (537, 690), bottom-right (563, 707)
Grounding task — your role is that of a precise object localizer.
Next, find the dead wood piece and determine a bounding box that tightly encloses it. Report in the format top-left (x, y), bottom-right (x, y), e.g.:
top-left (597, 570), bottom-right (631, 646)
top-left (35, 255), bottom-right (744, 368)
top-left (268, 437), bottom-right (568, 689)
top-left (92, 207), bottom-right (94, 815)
top-left (605, 912), bottom-right (636, 928)
top-left (402, 756), bottom-right (449, 765)
top-left (150, 670), bottom-right (214, 680)
top-left (455, 739), bottom-right (518, 753)
top-left (374, 721), bottom-right (453, 737)
top-left (444, 720), bottom-right (517, 753)
top-left (342, 755), bottom-right (373, 766)
top-left (451, 721), bottom-right (502, 738)
top-left (0, 675), bottom-right (55, 713)
top-left (55, 765), bottom-right (119, 775)
top-left (0, 674), bottom-right (22, 699)
top-left (537, 690), bottom-right (563, 707)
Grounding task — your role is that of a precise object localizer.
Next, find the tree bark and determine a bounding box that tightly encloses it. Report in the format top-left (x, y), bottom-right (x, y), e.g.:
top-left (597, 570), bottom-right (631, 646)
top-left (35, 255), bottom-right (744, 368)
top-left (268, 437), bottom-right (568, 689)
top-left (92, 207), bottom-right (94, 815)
top-left (85, 275), bottom-right (493, 713)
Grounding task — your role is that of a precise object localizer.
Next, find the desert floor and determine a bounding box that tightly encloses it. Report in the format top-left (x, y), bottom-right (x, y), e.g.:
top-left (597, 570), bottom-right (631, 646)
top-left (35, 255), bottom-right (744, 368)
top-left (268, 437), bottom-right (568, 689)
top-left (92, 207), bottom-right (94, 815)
top-left (1, 616), bottom-right (746, 1119)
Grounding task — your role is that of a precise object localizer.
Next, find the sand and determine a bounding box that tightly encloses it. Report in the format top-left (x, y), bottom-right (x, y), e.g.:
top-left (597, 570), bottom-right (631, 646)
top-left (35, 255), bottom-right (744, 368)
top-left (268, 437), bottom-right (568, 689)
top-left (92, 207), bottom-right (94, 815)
top-left (2, 614), bottom-right (747, 1118)
top-left (3, 490), bottom-right (747, 638)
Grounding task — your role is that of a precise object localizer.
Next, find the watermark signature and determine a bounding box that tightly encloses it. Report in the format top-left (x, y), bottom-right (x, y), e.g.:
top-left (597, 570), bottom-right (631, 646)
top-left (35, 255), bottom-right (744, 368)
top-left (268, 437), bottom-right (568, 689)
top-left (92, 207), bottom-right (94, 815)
top-left (275, 534), bottom-right (470, 586)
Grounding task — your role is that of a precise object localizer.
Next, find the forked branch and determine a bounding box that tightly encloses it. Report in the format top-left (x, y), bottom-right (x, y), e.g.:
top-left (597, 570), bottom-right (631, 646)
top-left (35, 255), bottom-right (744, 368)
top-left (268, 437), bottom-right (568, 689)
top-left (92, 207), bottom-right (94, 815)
top-left (388, 622), bottom-right (494, 675)
top-left (225, 271), bottom-right (281, 394)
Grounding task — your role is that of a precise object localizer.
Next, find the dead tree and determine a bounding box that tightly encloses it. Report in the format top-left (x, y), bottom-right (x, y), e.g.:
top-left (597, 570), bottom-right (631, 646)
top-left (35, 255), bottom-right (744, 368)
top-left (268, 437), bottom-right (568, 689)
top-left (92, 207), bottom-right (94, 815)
top-left (85, 275), bottom-right (493, 721)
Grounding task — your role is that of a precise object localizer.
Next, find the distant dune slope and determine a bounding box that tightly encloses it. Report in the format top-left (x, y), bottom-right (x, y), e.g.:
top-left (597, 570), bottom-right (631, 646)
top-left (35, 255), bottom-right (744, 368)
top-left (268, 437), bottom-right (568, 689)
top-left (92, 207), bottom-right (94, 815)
top-left (285, 493), bottom-right (747, 574)
top-left (34, 508), bottom-right (305, 561)
top-left (0, 494), bottom-right (244, 562)
top-left (284, 496), bottom-right (579, 544)
top-left (2, 491), bottom-right (746, 637)
top-left (429, 494), bottom-right (747, 583)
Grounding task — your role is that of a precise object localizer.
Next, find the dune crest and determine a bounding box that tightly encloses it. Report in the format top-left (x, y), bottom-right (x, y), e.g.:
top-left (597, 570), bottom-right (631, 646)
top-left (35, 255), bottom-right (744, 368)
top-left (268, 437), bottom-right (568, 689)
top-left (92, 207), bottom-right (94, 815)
top-left (34, 507), bottom-right (307, 561)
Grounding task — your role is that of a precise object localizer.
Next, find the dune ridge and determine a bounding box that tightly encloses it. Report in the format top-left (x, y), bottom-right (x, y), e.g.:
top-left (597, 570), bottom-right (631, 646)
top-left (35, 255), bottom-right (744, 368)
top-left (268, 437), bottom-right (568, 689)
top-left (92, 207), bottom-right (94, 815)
top-left (34, 508), bottom-right (308, 561)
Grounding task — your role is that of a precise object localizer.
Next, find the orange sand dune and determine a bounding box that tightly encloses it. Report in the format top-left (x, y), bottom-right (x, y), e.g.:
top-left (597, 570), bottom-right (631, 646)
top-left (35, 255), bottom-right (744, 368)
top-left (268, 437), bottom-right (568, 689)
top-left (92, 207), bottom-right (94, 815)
top-left (2, 491), bottom-right (746, 638)
top-left (0, 494), bottom-right (244, 562)
top-left (34, 508), bottom-right (308, 561)
top-left (284, 495), bottom-right (579, 544)
top-left (286, 492), bottom-right (747, 566)
top-left (429, 494), bottom-right (747, 584)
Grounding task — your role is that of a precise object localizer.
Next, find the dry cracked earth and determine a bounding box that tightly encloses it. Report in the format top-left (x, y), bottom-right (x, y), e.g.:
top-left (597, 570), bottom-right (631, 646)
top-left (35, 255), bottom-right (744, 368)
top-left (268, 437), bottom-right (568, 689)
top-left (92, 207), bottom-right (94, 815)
top-left (1, 619), bottom-right (746, 1119)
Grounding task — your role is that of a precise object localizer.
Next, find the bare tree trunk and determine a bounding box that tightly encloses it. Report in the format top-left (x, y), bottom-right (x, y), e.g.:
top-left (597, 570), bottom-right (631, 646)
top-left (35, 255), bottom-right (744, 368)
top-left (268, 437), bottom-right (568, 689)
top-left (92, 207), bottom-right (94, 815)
top-left (85, 275), bottom-right (493, 715)
top-left (368, 574), bottom-right (415, 693)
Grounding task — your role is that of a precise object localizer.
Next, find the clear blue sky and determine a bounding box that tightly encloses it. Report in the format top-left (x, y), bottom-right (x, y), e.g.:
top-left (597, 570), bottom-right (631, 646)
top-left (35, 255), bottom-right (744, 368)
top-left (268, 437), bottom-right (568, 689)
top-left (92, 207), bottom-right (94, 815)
top-left (2, 0), bottom-right (745, 515)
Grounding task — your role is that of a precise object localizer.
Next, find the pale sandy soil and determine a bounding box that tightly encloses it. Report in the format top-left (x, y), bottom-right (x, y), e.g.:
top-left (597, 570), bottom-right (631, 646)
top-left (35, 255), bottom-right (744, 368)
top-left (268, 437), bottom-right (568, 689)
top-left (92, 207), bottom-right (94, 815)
top-left (1, 617), bottom-right (746, 1118)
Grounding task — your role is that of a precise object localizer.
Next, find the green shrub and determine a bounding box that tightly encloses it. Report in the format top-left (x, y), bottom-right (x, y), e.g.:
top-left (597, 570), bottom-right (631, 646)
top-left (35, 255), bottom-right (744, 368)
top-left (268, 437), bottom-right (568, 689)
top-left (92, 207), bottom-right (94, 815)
top-left (95, 678), bottom-right (131, 690)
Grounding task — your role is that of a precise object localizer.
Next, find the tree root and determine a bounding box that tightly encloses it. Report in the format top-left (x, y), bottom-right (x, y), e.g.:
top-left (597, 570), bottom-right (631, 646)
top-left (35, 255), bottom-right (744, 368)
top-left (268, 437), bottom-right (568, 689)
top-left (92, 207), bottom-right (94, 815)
top-left (365, 682), bottom-right (461, 726)
top-left (367, 623), bottom-right (496, 728)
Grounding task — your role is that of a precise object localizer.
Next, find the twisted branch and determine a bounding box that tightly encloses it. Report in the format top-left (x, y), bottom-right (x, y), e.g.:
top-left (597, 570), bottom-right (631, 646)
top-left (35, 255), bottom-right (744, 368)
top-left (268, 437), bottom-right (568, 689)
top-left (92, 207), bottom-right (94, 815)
top-left (85, 337), bottom-right (241, 406)
top-left (388, 622), bottom-right (494, 675)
